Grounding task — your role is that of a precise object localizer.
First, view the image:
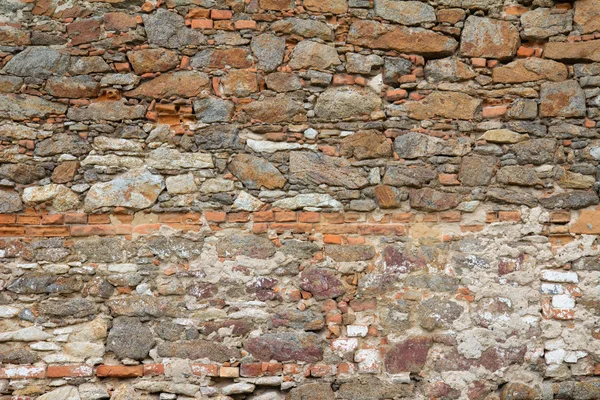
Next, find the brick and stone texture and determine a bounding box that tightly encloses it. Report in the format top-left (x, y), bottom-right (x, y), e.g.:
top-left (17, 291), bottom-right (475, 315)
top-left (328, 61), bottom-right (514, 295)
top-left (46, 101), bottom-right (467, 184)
top-left (2, 0), bottom-right (600, 399)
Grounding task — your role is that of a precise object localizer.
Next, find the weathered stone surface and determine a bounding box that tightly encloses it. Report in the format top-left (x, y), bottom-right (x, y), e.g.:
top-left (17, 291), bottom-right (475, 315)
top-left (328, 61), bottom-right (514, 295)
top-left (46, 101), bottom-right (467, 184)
top-left (540, 190), bottom-right (599, 209)
top-left (107, 317), bottom-right (154, 360)
top-left (544, 40), bottom-right (600, 62)
top-left (418, 297), bottom-right (464, 330)
top-left (459, 155), bottom-right (496, 186)
top-left (194, 97), bottom-right (234, 123)
top-left (75, 237), bottom-right (128, 263)
top-left (403, 91), bottom-right (481, 120)
top-left (243, 94), bottom-right (304, 123)
top-left (303, 0), bottom-right (347, 13)
top-left (158, 340), bottom-right (240, 362)
top-left (7, 273), bottom-right (82, 294)
top-left (385, 337), bottom-right (433, 373)
top-left (496, 166), bottom-right (542, 187)
top-left (325, 245), bottom-right (376, 261)
top-left (289, 151), bottom-right (369, 189)
top-left (272, 193), bottom-right (342, 210)
top-left (85, 168), bottom-right (164, 211)
top-left (191, 48), bottom-right (252, 69)
top-left (3, 47), bottom-right (69, 78)
top-left (374, 0), bottom-right (435, 25)
top-left (217, 232), bottom-right (277, 259)
top-left (346, 53), bottom-right (383, 75)
top-left (539, 80), bottom-right (586, 118)
top-left (384, 57), bottom-right (413, 85)
top-left (67, 101), bottom-right (146, 121)
top-left (348, 20), bottom-right (458, 58)
top-left (38, 298), bottom-right (96, 318)
top-left (22, 184), bottom-right (80, 212)
top-left (460, 16), bottom-right (520, 60)
top-left (492, 58), bottom-right (568, 83)
top-left (45, 76), bottom-right (100, 98)
top-left (35, 133), bottom-right (90, 157)
top-left (340, 130), bottom-right (392, 160)
top-left (382, 165), bottom-right (436, 187)
top-left (229, 154), bottom-right (286, 189)
top-left (69, 56), bottom-right (111, 75)
top-left (125, 71), bottom-right (210, 98)
top-left (38, 386), bottom-right (80, 400)
top-left (289, 41), bottom-right (341, 70)
top-left (395, 132), bottom-right (470, 159)
top-left (574, 0), bottom-right (600, 34)
top-left (147, 147), bottom-right (213, 169)
top-left (300, 268), bottom-right (346, 299)
top-left (251, 34), bottom-right (286, 72)
top-left (425, 57), bottom-right (475, 82)
top-left (0, 93), bottom-right (67, 120)
top-left (271, 18), bottom-right (333, 41)
top-left (0, 189), bottom-right (23, 213)
top-left (0, 26), bottom-right (30, 46)
top-left (0, 163), bottom-right (46, 184)
top-left (521, 8), bottom-right (572, 40)
top-left (512, 139), bottom-right (556, 165)
top-left (221, 69), bottom-right (258, 97)
top-left (127, 48), bottom-right (179, 74)
top-left (260, 0), bottom-right (293, 10)
top-left (246, 333), bottom-right (323, 362)
top-left (338, 378), bottom-right (412, 400)
top-left (314, 86), bottom-right (382, 120)
top-left (287, 383), bottom-right (335, 400)
top-left (410, 188), bottom-right (461, 211)
top-left (265, 72), bottom-right (303, 92)
top-left (486, 188), bottom-right (538, 207)
top-left (143, 8), bottom-right (205, 48)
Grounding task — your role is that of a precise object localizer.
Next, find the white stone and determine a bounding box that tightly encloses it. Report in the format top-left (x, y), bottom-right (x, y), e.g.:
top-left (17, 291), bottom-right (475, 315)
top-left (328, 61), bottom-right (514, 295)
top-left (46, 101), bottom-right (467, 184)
top-left (541, 283), bottom-right (564, 295)
top-left (41, 264), bottom-right (70, 274)
top-left (30, 342), bottom-right (61, 351)
top-left (564, 351), bottom-right (587, 363)
top-left (147, 147), bottom-right (213, 169)
top-left (108, 263), bottom-right (138, 273)
top-left (0, 305), bottom-right (19, 318)
top-left (200, 178), bottom-right (235, 193)
top-left (272, 193), bottom-right (342, 210)
top-left (590, 147), bottom-right (600, 160)
top-left (545, 348), bottom-right (566, 365)
top-left (346, 325), bottom-right (369, 337)
top-left (552, 294), bottom-right (575, 309)
top-left (81, 154), bottom-right (144, 168)
top-left (166, 173), bottom-right (198, 194)
top-left (331, 338), bottom-right (358, 352)
top-left (233, 191), bottom-right (265, 211)
top-left (541, 270), bottom-right (578, 283)
top-left (222, 382), bottom-right (256, 395)
top-left (0, 326), bottom-right (52, 342)
top-left (354, 348), bottom-right (381, 374)
top-left (38, 385), bottom-right (81, 400)
top-left (93, 136), bottom-right (144, 152)
top-left (246, 139), bottom-right (317, 153)
top-left (303, 128), bottom-right (318, 139)
top-left (78, 383), bottom-right (109, 400)
top-left (255, 376), bottom-right (283, 386)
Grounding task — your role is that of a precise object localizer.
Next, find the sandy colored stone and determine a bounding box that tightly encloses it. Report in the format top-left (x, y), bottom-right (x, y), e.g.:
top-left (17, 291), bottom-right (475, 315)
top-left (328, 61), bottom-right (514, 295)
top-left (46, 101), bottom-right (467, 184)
top-left (492, 58), bottom-right (568, 83)
top-left (303, 0), bottom-right (347, 13)
top-left (460, 16), bottom-right (520, 60)
top-left (403, 91), bottom-right (481, 120)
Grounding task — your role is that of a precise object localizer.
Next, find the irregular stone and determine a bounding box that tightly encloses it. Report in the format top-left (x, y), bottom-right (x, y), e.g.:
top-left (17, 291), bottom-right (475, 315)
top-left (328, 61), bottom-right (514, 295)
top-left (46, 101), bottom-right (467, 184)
top-left (107, 295), bottom-right (181, 318)
top-left (394, 132), bottom-right (470, 158)
top-left (0, 189), bottom-right (23, 213)
top-left (194, 97), bottom-right (234, 123)
top-left (385, 337), bottom-right (433, 373)
top-left (217, 232), bottom-right (277, 259)
top-left (289, 151), bottom-right (369, 189)
top-left (382, 165), bottom-right (436, 187)
top-left (35, 133), bottom-right (90, 157)
top-left (272, 193), bottom-right (342, 210)
top-left (348, 20), bottom-right (458, 58)
top-left (460, 16), bottom-right (520, 60)
top-left (403, 91), bottom-right (481, 120)
top-left (492, 58), bottom-right (568, 83)
top-left (127, 48), bottom-right (179, 74)
top-left (287, 383), bottom-right (335, 400)
top-left (521, 8), bottom-right (572, 40)
top-left (497, 166), bottom-right (542, 186)
top-left (38, 298), bottom-right (96, 318)
top-left (147, 147), bottom-right (213, 169)
top-left (486, 188), bottom-right (538, 207)
top-left (143, 8), bottom-right (205, 48)
top-left (75, 237), bottom-right (128, 263)
top-left (45, 76), bottom-right (100, 98)
top-left (0, 346), bottom-right (39, 364)
top-left (109, 384), bottom-right (136, 400)
top-left (220, 69), bottom-right (258, 97)
top-left (100, 73), bottom-right (140, 86)
top-left (539, 80), bottom-right (586, 118)
top-left (383, 57), bottom-right (413, 85)
top-left (22, 184), bottom-right (80, 211)
top-left (144, 236), bottom-right (202, 260)
top-left (229, 154), bottom-right (286, 189)
top-left (558, 170), bottom-right (595, 189)
top-left (410, 188), bottom-right (460, 211)
top-left (0, 75), bottom-right (23, 93)
top-left (38, 386), bottom-right (80, 400)
top-left (314, 86), bottom-right (382, 120)
top-left (540, 190), bottom-right (599, 209)
top-left (7, 273), bottom-right (82, 294)
top-left (0, 163), bottom-right (46, 184)
top-left (93, 136), bottom-right (143, 153)
top-left (200, 178), bottom-right (234, 193)
top-left (280, 240), bottom-right (321, 259)
top-left (500, 383), bottom-right (540, 400)
top-left (3, 46), bottom-right (69, 78)
top-left (374, 0), bottom-right (436, 25)
top-left (265, 72), bottom-right (303, 92)
top-left (479, 129), bottom-right (529, 144)
top-left (246, 332), bottom-right (323, 362)
top-left (222, 383), bottom-right (256, 395)
top-left (299, 268), bottom-right (346, 300)
top-left (191, 48), bottom-right (252, 69)
top-left (373, 184), bottom-right (406, 208)
top-left (289, 41), bottom-right (341, 70)
top-left (512, 138), bottom-right (556, 165)
top-left (544, 40), bottom-right (600, 62)
top-left (0, 26), bottom-right (30, 46)
top-left (107, 317), bottom-right (155, 360)
top-left (251, 34), bottom-right (286, 72)
top-left (67, 101), bottom-right (146, 121)
top-left (195, 125), bottom-right (242, 150)
top-left (574, 0), bottom-right (600, 34)
top-left (243, 93), bottom-right (304, 123)
top-left (271, 18), bottom-right (333, 41)
top-left (418, 297), bottom-right (464, 330)
top-left (233, 191), bottom-right (265, 211)
top-left (125, 71), bottom-right (210, 98)
top-left (69, 56), bottom-right (111, 75)
top-left (166, 173), bottom-right (198, 194)
top-left (84, 168), bottom-right (164, 211)
top-left (260, 0), bottom-right (294, 10)
top-left (0, 93), bottom-right (68, 120)
top-left (303, 0), bottom-right (347, 13)
top-left (346, 53), bottom-right (383, 75)
top-left (325, 245), bottom-right (376, 261)
top-left (157, 340), bottom-right (240, 362)
top-left (459, 155), bottom-right (496, 186)
top-left (425, 57), bottom-right (475, 82)
top-left (340, 130), bottom-right (392, 160)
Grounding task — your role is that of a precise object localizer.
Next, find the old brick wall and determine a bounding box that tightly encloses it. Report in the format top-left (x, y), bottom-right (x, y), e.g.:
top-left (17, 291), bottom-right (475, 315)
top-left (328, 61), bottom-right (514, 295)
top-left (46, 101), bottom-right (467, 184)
top-left (1, 0), bottom-right (600, 398)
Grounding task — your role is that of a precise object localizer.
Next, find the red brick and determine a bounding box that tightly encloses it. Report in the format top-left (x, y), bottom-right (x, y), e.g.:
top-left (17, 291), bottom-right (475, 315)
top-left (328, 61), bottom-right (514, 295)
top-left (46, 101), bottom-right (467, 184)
top-left (298, 212), bottom-right (320, 223)
top-left (17, 215), bottom-right (41, 225)
top-left (96, 365), bottom-right (143, 378)
top-left (386, 88), bottom-right (408, 101)
top-left (253, 223), bottom-right (268, 233)
top-left (0, 226), bottom-right (25, 237)
top-left (270, 223), bottom-right (313, 233)
top-left (310, 364), bottom-right (334, 377)
top-left (460, 224), bottom-right (484, 232)
top-left (0, 214), bottom-right (16, 224)
top-left (205, 211), bottom-right (226, 222)
top-left (88, 214), bottom-right (111, 224)
top-left (70, 225), bottom-right (115, 236)
top-left (471, 57), bottom-right (487, 67)
top-left (211, 9), bottom-right (233, 19)
top-left (25, 226), bottom-right (70, 237)
top-left (254, 211), bottom-right (274, 222)
top-left (191, 364), bottom-right (219, 377)
top-left (314, 224), bottom-right (359, 234)
top-left (0, 365), bottom-right (46, 379)
top-left (42, 214), bottom-right (65, 225)
top-left (64, 213), bottom-right (87, 224)
top-left (158, 213), bottom-right (182, 223)
top-left (228, 212), bottom-right (250, 222)
top-left (482, 105), bottom-right (508, 118)
top-left (323, 234), bottom-right (342, 244)
top-left (47, 364), bottom-right (93, 378)
top-left (235, 20), bottom-right (257, 29)
top-left (143, 364), bottom-right (165, 376)
top-left (186, 7), bottom-right (211, 18)
top-left (346, 236), bottom-right (365, 245)
top-left (275, 211), bottom-right (296, 222)
top-left (191, 19), bottom-right (213, 29)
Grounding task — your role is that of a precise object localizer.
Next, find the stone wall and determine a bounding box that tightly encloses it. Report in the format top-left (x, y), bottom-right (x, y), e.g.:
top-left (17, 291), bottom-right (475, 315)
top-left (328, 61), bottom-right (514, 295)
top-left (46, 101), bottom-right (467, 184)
top-left (1, 0), bottom-right (600, 398)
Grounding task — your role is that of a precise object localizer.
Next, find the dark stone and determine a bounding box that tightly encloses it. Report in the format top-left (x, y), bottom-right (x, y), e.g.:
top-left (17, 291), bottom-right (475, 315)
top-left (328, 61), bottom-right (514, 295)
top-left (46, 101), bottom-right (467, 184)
top-left (512, 139), bottom-right (556, 165)
top-left (0, 163), bottom-right (46, 184)
top-left (287, 383), bottom-right (335, 400)
top-left (217, 233), bottom-right (277, 259)
top-left (280, 240), bottom-right (321, 259)
top-left (0, 346), bottom-right (40, 364)
top-left (459, 155), bottom-right (496, 186)
top-left (74, 237), bottom-right (129, 263)
top-left (38, 298), bottom-right (96, 317)
top-left (107, 317), bottom-right (155, 360)
top-left (410, 188), bottom-right (461, 211)
top-left (300, 268), bottom-right (346, 300)
top-left (382, 165), bottom-right (437, 188)
top-left (325, 245), bottom-right (376, 261)
top-left (540, 190), bottom-right (599, 210)
top-left (246, 332), bottom-right (323, 362)
top-left (385, 336), bottom-right (433, 373)
top-left (7, 273), bottom-right (82, 294)
top-left (35, 133), bottom-right (91, 157)
top-left (289, 151), bottom-right (369, 189)
top-left (418, 297), bottom-right (464, 330)
top-left (155, 320), bottom-right (185, 341)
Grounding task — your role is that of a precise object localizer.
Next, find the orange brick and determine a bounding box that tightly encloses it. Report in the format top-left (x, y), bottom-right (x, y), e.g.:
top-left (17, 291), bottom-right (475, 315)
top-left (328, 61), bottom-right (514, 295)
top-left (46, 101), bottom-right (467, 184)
top-left (517, 45), bottom-right (536, 57)
top-left (471, 57), bottom-right (487, 68)
top-left (391, 213), bottom-right (414, 223)
top-left (270, 223), bottom-right (313, 233)
top-left (0, 365), bottom-right (45, 379)
top-left (205, 211), bottom-right (226, 222)
top-left (253, 223), bottom-right (268, 233)
top-left (460, 224), bottom-right (484, 232)
top-left (386, 88), bottom-right (407, 101)
top-left (88, 214), bottom-right (111, 224)
top-left (228, 212), bottom-right (250, 222)
top-left (191, 364), bottom-right (219, 377)
top-left (283, 364), bottom-right (301, 375)
top-left (323, 234), bottom-right (342, 244)
top-left (0, 214), bottom-right (16, 224)
top-left (439, 173), bottom-right (460, 185)
top-left (235, 20), bottom-right (257, 29)
top-left (191, 19), bottom-right (213, 29)
top-left (182, 212), bottom-right (202, 224)
top-left (359, 224), bottom-right (405, 236)
top-left (143, 363), bottom-right (165, 376)
top-left (440, 211), bottom-right (461, 222)
top-left (17, 215), bottom-right (41, 225)
top-left (550, 211), bottom-right (571, 224)
top-left (158, 213), bottom-right (182, 223)
top-left (275, 211), bottom-right (296, 222)
top-left (133, 224), bottom-right (162, 235)
top-left (310, 364), bottom-right (334, 377)
top-left (25, 226), bottom-right (70, 237)
top-left (499, 211), bottom-right (520, 222)
top-left (186, 7), bottom-right (211, 18)
top-left (299, 212), bottom-right (320, 223)
top-left (47, 364), bottom-right (93, 378)
top-left (346, 236), bottom-right (365, 245)
top-left (64, 213), bottom-right (87, 224)
top-left (314, 224), bottom-right (359, 234)
top-left (96, 365), bottom-right (143, 378)
top-left (322, 213), bottom-right (344, 224)
top-left (214, 20), bottom-right (234, 30)
top-left (0, 226), bottom-right (25, 237)
top-left (333, 74), bottom-right (355, 85)
top-left (211, 9), bottom-right (233, 19)
top-left (482, 105), bottom-right (508, 118)
top-left (70, 225), bottom-right (115, 236)
top-left (254, 211), bottom-right (274, 222)
top-left (41, 214), bottom-right (64, 225)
